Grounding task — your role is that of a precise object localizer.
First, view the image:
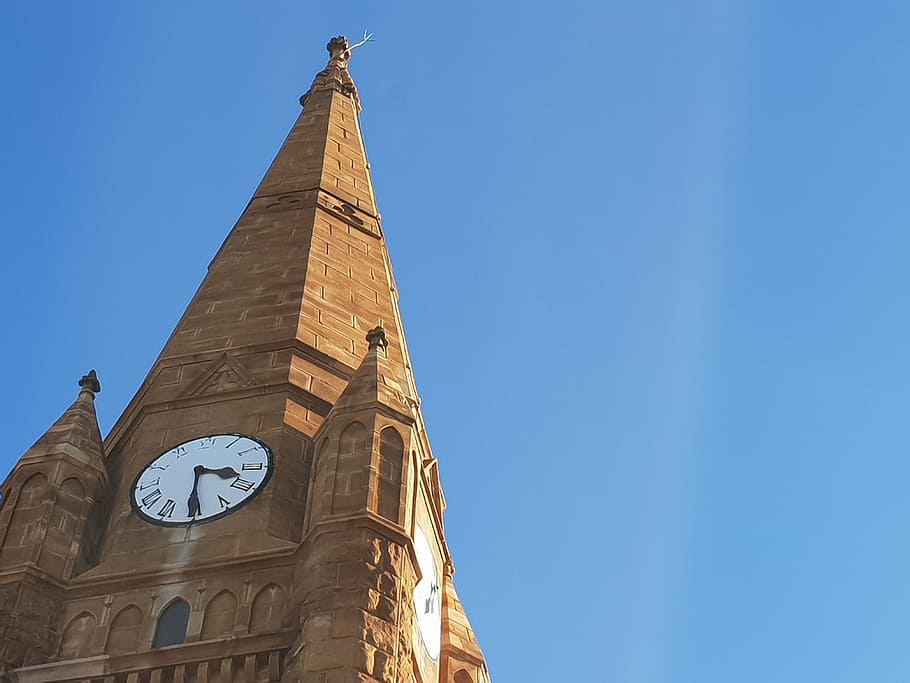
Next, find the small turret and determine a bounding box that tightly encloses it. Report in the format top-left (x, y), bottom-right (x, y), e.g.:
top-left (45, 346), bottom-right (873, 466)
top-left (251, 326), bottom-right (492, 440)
top-left (0, 371), bottom-right (108, 673)
top-left (285, 324), bottom-right (424, 681)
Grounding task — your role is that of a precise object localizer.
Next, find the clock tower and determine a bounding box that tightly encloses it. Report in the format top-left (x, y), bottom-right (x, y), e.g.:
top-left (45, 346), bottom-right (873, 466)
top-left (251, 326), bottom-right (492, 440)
top-left (0, 37), bottom-right (490, 683)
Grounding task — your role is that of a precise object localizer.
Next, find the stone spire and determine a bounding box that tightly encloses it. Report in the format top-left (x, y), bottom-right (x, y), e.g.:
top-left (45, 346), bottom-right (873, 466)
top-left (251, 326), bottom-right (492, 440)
top-left (26, 369), bottom-right (105, 466)
top-left (104, 34), bottom-right (405, 451)
top-left (327, 325), bottom-right (414, 420)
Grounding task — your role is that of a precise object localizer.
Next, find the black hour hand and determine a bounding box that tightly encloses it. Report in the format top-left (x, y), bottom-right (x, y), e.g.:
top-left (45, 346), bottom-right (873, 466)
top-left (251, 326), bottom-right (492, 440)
top-left (187, 488), bottom-right (201, 517)
top-left (206, 466), bottom-right (240, 479)
top-left (186, 465), bottom-right (240, 518)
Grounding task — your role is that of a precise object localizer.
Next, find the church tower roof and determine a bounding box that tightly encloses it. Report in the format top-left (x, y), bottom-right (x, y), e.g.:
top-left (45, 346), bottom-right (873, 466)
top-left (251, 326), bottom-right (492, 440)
top-left (245, 34), bottom-right (378, 219)
top-left (105, 34), bottom-right (418, 449)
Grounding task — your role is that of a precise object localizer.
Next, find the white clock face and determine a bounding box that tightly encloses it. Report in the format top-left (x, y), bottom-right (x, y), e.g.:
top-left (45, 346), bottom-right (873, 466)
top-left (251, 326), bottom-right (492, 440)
top-left (131, 434), bottom-right (273, 526)
top-left (413, 523), bottom-right (442, 660)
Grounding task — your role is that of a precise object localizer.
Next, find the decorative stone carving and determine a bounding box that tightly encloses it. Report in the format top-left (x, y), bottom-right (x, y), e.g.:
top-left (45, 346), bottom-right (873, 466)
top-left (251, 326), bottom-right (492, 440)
top-left (179, 353), bottom-right (258, 398)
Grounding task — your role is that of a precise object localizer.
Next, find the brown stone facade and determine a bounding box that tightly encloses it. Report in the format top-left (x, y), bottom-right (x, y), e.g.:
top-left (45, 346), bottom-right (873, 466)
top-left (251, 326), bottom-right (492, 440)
top-left (0, 37), bottom-right (489, 683)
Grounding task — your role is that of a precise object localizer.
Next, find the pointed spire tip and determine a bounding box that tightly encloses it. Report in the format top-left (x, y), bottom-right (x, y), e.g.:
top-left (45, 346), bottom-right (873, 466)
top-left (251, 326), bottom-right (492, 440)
top-left (301, 35), bottom-right (364, 111)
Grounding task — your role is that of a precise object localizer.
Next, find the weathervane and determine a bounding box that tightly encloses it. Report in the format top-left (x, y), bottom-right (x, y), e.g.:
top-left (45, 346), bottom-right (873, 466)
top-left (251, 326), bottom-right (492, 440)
top-left (328, 32), bottom-right (374, 63)
top-left (348, 31), bottom-right (374, 55)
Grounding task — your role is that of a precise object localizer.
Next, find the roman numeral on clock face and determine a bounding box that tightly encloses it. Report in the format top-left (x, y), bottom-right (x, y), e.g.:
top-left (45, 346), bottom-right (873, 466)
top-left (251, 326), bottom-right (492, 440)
top-left (141, 489), bottom-right (162, 508)
top-left (230, 477), bottom-right (255, 492)
top-left (157, 499), bottom-right (176, 518)
top-left (241, 462), bottom-right (264, 470)
top-left (217, 495), bottom-right (232, 509)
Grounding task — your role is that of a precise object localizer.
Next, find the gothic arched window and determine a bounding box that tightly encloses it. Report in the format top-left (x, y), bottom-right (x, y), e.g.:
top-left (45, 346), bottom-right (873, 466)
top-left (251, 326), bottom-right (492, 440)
top-left (200, 590), bottom-right (238, 639)
top-left (376, 427), bottom-right (404, 523)
top-left (249, 583), bottom-right (286, 633)
top-left (454, 670), bottom-right (474, 683)
top-left (331, 421), bottom-right (369, 515)
top-left (59, 611), bottom-right (97, 659)
top-left (106, 605), bottom-right (143, 655)
top-left (153, 599), bottom-right (190, 648)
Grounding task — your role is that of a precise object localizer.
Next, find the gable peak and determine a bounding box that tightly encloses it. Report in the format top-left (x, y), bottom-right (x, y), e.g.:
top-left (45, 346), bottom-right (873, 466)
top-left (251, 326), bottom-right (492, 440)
top-left (179, 353), bottom-right (258, 398)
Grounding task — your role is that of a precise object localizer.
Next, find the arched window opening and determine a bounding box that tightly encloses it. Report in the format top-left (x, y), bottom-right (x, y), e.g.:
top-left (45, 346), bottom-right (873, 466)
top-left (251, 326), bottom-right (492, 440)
top-left (59, 477), bottom-right (85, 499)
top-left (331, 422), bottom-right (369, 515)
top-left (106, 605), bottom-right (143, 655)
top-left (376, 427), bottom-right (404, 523)
top-left (59, 611), bottom-right (97, 659)
top-left (200, 590), bottom-right (238, 639)
top-left (153, 599), bottom-right (190, 648)
top-left (249, 583), bottom-right (286, 633)
top-left (18, 472), bottom-right (48, 506)
top-left (454, 670), bottom-right (474, 683)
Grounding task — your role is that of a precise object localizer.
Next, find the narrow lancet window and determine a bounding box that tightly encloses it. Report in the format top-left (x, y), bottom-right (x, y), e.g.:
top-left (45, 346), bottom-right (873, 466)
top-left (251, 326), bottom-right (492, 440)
top-left (153, 599), bottom-right (190, 648)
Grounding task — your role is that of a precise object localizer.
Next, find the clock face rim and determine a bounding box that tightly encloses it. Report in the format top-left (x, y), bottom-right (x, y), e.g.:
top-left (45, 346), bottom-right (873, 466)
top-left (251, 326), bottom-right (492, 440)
top-left (129, 432), bottom-right (275, 528)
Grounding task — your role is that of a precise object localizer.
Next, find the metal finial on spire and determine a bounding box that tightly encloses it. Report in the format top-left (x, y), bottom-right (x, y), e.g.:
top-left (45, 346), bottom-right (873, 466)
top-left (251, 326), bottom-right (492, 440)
top-left (79, 369), bottom-right (102, 396)
top-left (348, 31), bottom-right (374, 54)
top-left (326, 32), bottom-right (374, 63)
top-left (303, 34), bottom-right (372, 111)
top-left (366, 325), bottom-right (389, 351)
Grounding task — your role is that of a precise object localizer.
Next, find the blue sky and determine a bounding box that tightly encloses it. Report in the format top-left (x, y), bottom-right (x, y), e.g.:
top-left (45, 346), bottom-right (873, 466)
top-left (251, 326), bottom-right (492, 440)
top-left (2, 2), bottom-right (910, 681)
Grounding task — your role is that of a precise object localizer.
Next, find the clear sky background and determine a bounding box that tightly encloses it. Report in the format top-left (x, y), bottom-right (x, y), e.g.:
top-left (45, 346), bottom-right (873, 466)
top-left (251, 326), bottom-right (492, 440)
top-left (2, 2), bottom-right (909, 682)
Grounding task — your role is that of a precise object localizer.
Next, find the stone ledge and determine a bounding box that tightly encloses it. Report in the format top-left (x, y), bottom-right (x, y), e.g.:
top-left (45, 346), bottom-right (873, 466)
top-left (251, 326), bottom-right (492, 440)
top-left (10, 632), bottom-right (293, 683)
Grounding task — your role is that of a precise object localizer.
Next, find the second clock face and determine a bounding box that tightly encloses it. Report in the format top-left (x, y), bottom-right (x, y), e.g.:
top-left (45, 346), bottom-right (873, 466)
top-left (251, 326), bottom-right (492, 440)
top-left (131, 434), bottom-right (274, 527)
top-left (413, 524), bottom-right (442, 660)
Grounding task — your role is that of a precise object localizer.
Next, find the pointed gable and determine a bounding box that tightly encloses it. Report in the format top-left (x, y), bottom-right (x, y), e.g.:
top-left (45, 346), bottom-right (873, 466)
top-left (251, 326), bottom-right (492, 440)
top-left (179, 352), bottom-right (258, 398)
